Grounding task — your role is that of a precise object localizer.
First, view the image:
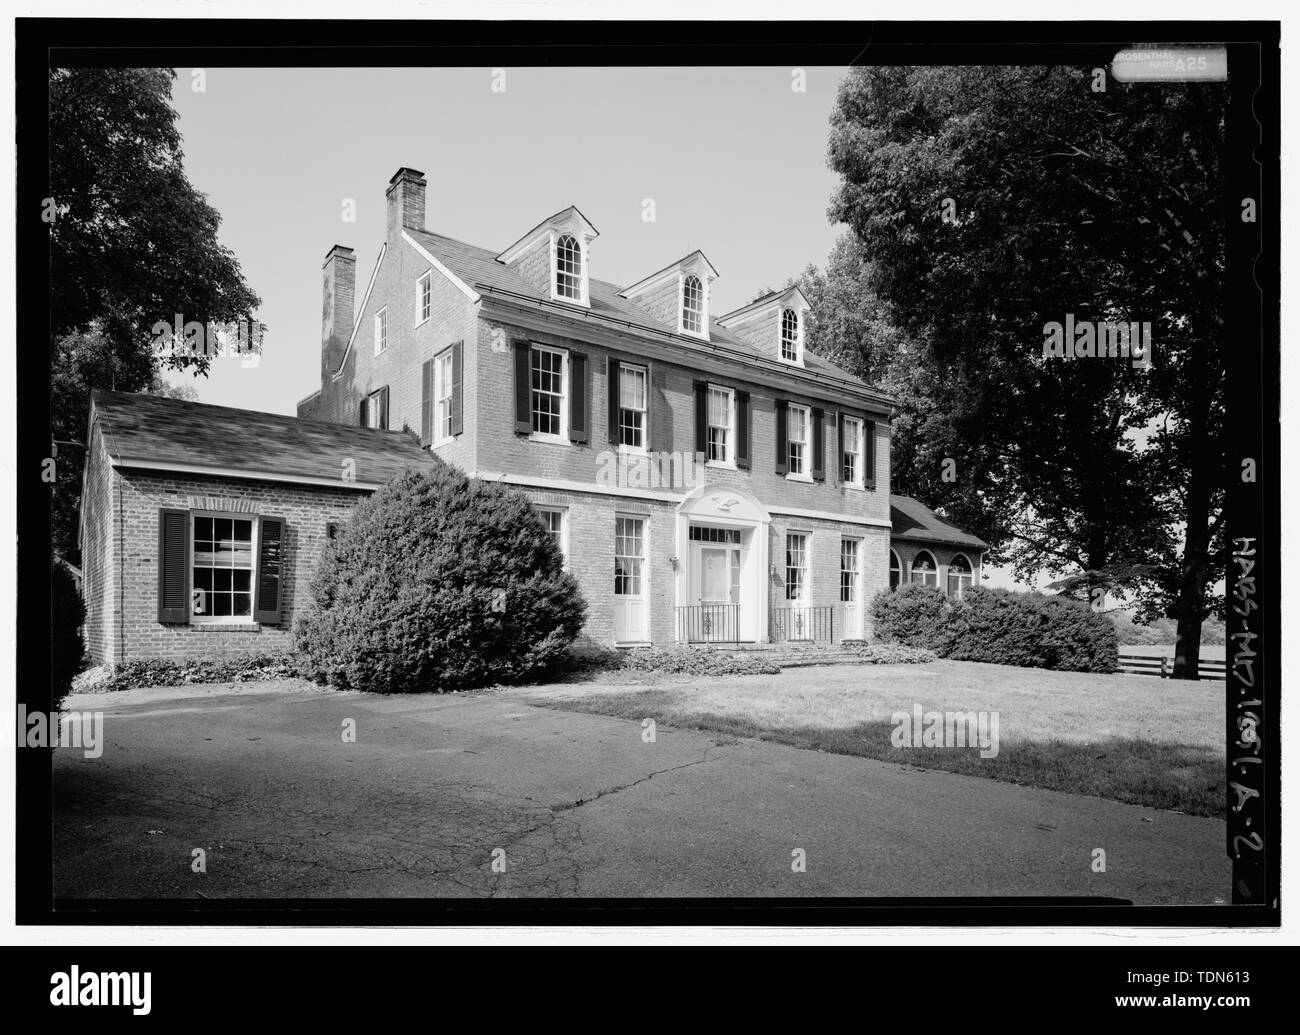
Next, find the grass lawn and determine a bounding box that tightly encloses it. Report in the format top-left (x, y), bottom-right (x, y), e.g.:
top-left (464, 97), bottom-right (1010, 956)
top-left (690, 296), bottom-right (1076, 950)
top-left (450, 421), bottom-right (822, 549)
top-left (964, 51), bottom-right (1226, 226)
top-left (511, 659), bottom-right (1225, 817)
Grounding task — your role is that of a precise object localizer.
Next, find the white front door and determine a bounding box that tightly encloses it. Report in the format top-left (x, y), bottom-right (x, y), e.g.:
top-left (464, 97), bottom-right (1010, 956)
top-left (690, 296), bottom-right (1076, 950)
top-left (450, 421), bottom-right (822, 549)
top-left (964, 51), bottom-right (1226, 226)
top-left (687, 542), bottom-right (740, 641)
top-left (614, 516), bottom-right (648, 642)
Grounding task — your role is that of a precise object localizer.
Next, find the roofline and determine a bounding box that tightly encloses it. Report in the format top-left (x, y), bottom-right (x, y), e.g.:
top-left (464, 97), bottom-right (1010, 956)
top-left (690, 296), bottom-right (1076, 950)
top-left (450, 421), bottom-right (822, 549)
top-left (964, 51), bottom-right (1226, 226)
top-left (330, 241), bottom-right (386, 382)
top-left (109, 455), bottom-right (387, 492)
top-left (618, 250), bottom-right (720, 299)
top-left (496, 205), bottom-right (600, 264)
top-left (476, 285), bottom-right (895, 414)
top-left (403, 230), bottom-right (480, 303)
top-left (890, 531), bottom-right (989, 551)
top-left (717, 285), bottom-right (810, 326)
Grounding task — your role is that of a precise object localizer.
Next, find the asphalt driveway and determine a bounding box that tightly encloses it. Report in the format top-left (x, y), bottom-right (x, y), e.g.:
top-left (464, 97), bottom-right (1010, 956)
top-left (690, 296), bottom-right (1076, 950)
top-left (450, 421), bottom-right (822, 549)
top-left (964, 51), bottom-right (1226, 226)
top-left (53, 679), bottom-right (1229, 902)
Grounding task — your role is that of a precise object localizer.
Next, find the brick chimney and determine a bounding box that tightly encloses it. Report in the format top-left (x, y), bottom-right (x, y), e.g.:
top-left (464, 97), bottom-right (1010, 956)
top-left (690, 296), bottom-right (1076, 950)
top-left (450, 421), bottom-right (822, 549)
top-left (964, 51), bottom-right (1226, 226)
top-left (386, 167), bottom-right (426, 237)
top-left (321, 245), bottom-right (356, 382)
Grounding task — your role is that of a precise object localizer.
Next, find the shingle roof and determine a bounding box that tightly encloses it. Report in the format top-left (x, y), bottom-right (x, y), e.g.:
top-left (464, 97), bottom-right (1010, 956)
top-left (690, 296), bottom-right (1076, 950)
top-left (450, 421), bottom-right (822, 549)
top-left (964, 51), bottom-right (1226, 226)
top-left (406, 227), bottom-right (871, 390)
top-left (890, 494), bottom-right (989, 551)
top-left (91, 390), bottom-right (436, 487)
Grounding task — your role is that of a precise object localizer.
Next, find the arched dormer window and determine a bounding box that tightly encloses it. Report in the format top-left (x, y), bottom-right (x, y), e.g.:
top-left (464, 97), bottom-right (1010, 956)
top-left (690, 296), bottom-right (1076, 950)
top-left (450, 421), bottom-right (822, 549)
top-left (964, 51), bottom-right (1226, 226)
top-left (682, 274), bottom-right (704, 335)
top-left (555, 233), bottom-right (583, 301)
top-left (947, 554), bottom-right (974, 599)
top-left (889, 550), bottom-right (902, 590)
top-left (780, 308), bottom-right (800, 362)
top-left (910, 551), bottom-right (938, 588)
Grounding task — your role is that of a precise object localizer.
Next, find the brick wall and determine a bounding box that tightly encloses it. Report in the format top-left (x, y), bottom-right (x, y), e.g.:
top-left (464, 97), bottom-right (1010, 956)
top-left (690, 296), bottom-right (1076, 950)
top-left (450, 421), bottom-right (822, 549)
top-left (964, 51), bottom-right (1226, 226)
top-left (474, 316), bottom-right (890, 524)
top-left (298, 236), bottom-right (479, 475)
top-left (892, 540), bottom-right (984, 593)
top-left (79, 421), bottom-right (118, 665)
top-left (108, 470), bottom-right (369, 664)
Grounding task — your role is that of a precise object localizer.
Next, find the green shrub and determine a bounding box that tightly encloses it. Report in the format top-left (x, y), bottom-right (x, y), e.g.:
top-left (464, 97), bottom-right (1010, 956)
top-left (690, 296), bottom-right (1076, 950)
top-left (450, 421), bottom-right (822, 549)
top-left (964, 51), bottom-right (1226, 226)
top-left (620, 645), bottom-right (780, 676)
top-left (52, 561), bottom-right (86, 710)
top-left (869, 583), bottom-right (951, 650)
top-left (842, 642), bottom-right (936, 665)
top-left (869, 585), bottom-right (1118, 673)
top-left (294, 464), bottom-right (587, 693)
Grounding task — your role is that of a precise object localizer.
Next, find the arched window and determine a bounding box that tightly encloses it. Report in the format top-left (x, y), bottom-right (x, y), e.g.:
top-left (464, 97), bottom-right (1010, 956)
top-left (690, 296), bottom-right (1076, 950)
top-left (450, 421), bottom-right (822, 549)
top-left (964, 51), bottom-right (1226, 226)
top-left (947, 553), bottom-right (974, 599)
top-left (780, 308), bottom-right (799, 361)
top-left (889, 550), bottom-right (902, 590)
top-left (682, 275), bottom-right (704, 334)
top-left (910, 550), bottom-right (938, 588)
top-left (555, 234), bottom-right (583, 300)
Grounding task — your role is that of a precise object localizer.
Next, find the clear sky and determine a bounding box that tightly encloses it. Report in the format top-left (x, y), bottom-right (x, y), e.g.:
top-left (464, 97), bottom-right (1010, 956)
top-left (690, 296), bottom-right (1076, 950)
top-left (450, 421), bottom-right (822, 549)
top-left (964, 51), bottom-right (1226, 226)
top-left (164, 63), bottom-right (1038, 591)
top-left (164, 65), bottom-right (849, 413)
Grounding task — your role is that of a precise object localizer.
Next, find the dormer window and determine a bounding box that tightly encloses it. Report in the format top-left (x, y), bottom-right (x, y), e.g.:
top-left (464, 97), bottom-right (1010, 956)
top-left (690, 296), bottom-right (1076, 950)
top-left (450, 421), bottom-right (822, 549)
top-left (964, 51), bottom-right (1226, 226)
top-left (555, 233), bottom-right (583, 301)
top-left (682, 275), bottom-right (705, 335)
top-left (780, 308), bottom-right (800, 363)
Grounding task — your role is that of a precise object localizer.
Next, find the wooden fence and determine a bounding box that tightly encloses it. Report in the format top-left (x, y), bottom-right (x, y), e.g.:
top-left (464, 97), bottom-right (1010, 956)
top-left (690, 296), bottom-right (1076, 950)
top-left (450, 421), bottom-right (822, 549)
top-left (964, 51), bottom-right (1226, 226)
top-left (1117, 652), bottom-right (1227, 680)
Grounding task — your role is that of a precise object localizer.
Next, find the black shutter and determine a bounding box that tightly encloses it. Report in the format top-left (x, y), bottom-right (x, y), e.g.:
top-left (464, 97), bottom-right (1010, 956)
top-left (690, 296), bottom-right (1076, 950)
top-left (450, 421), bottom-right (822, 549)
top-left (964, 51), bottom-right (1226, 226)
top-left (157, 508), bottom-right (189, 624)
top-left (254, 517), bottom-right (286, 625)
top-left (359, 396), bottom-right (369, 428)
top-left (569, 351), bottom-right (589, 443)
top-left (812, 407), bottom-right (825, 481)
top-left (694, 381), bottom-right (707, 456)
top-left (735, 390), bottom-right (751, 471)
top-left (378, 386), bottom-right (390, 430)
top-left (837, 412), bottom-right (846, 484)
top-left (607, 357), bottom-right (621, 445)
top-left (450, 340), bottom-right (464, 436)
top-left (864, 419), bottom-right (876, 487)
top-left (774, 399), bottom-right (789, 476)
top-left (513, 340), bottom-right (531, 435)
top-left (420, 359), bottom-right (433, 444)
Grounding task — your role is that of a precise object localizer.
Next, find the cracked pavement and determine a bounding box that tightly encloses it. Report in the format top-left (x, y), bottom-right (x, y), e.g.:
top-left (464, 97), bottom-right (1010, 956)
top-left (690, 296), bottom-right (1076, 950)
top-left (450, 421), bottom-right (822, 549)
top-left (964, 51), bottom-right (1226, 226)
top-left (53, 681), bottom-right (1229, 902)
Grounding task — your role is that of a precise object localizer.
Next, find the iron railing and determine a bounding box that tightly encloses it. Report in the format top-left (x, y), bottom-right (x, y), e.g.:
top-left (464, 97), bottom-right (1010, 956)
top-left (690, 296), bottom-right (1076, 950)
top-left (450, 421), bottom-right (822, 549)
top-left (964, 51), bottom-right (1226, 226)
top-left (769, 606), bottom-right (835, 644)
top-left (676, 604), bottom-right (741, 644)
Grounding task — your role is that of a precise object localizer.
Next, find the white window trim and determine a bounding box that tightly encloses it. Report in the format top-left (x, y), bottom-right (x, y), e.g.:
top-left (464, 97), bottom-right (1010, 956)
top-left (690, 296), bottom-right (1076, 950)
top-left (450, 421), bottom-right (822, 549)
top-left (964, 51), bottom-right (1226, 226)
top-left (679, 272), bottom-right (709, 339)
top-left (778, 307), bottom-right (804, 366)
top-left (785, 530), bottom-right (811, 605)
top-left (367, 388), bottom-right (385, 430)
top-left (786, 403), bottom-right (812, 481)
top-left (705, 383), bottom-right (736, 468)
top-left (189, 511), bottom-right (259, 626)
top-left (947, 552), bottom-right (975, 599)
top-left (616, 363), bottom-right (649, 455)
top-left (840, 535), bottom-right (863, 604)
top-left (842, 415), bottom-right (865, 489)
top-left (415, 272), bottom-right (432, 327)
top-left (535, 506), bottom-right (569, 567)
top-left (910, 550), bottom-right (939, 588)
top-left (528, 342), bottom-right (569, 443)
top-left (373, 306), bottom-right (388, 356)
top-left (614, 513), bottom-right (649, 601)
top-left (549, 231), bottom-right (589, 307)
top-left (433, 348), bottom-right (454, 446)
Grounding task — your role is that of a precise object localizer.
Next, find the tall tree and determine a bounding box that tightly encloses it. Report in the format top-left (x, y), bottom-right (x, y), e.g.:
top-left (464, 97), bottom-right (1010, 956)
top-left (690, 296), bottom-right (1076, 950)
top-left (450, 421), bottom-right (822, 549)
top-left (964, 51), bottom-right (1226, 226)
top-left (48, 68), bottom-right (261, 560)
top-left (824, 65), bottom-right (1226, 677)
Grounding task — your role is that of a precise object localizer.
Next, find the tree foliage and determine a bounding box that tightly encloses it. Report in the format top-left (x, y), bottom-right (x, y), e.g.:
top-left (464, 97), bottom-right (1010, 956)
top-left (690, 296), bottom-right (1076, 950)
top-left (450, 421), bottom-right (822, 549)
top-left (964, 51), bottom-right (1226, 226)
top-left (48, 68), bottom-right (261, 558)
top-left (817, 65), bottom-right (1227, 675)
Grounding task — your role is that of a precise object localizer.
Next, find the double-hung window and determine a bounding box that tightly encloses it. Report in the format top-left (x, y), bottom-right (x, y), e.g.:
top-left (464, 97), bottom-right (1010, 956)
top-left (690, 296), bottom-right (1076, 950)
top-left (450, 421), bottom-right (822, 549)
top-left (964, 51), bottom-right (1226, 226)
top-left (374, 307), bottom-right (387, 355)
top-left (434, 349), bottom-right (454, 443)
top-left (842, 415), bottom-right (865, 486)
top-left (192, 515), bottom-right (255, 621)
top-left (707, 386), bottom-right (733, 464)
top-left (536, 507), bottom-right (567, 562)
top-left (614, 517), bottom-right (645, 596)
top-left (787, 404), bottom-right (810, 477)
top-left (530, 344), bottom-right (567, 438)
top-left (780, 308), bottom-right (800, 362)
top-left (785, 533), bottom-right (809, 603)
top-left (416, 273), bottom-right (432, 325)
top-left (555, 234), bottom-right (583, 301)
top-left (618, 364), bottom-right (647, 450)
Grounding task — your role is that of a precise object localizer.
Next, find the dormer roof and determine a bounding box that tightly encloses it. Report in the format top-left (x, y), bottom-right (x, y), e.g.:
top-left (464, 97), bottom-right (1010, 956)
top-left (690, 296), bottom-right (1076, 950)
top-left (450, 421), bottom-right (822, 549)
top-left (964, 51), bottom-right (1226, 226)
top-left (716, 284), bottom-right (810, 327)
top-left (496, 205), bottom-right (599, 264)
top-left (618, 250), bottom-right (719, 299)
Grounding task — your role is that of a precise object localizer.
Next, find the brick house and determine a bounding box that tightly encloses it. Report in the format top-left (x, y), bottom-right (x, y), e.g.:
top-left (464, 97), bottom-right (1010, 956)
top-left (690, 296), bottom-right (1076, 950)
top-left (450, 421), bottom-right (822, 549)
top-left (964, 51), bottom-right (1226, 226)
top-left (78, 166), bottom-right (986, 665)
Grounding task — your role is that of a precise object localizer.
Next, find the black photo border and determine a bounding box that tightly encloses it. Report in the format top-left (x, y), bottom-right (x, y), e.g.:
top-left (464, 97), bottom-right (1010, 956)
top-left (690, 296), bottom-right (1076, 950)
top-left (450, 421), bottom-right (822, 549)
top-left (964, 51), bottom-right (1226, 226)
top-left (15, 17), bottom-right (1281, 928)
